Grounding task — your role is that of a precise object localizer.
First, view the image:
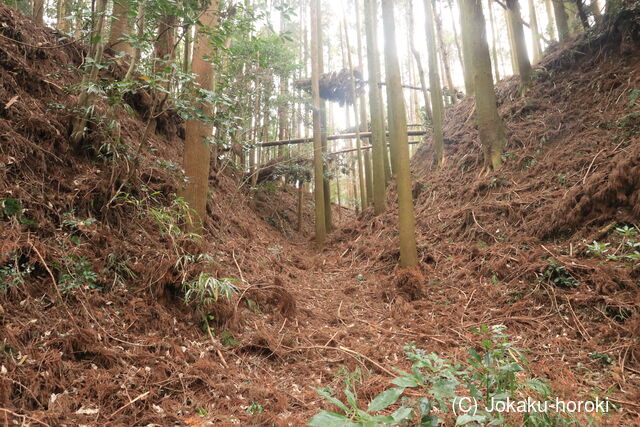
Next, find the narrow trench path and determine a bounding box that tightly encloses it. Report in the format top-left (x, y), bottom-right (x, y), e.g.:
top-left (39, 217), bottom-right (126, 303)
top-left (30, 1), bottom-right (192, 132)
top-left (223, 227), bottom-right (461, 424)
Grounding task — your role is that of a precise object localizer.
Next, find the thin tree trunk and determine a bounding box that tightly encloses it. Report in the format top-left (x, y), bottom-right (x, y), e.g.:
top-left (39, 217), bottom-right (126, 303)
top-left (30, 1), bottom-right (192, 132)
top-left (343, 19), bottom-right (367, 211)
top-left (125, 1), bottom-right (145, 80)
top-left (183, 25), bottom-right (192, 73)
top-left (552, 0), bottom-right (570, 42)
top-left (318, 10), bottom-right (332, 233)
top-left (434, 3), bottom-right (457, 105)
top-left (108, 0), bottom-right (134, 56)
top-left (311, 0), bottom-right (326, 246)
top-left (296, 182), bottom-right (304, 231)
top-left (505, 7), bottom-right (518, 74)
top-left (487, 0), bottom-right (501, 82)
top-left (57, 0), bottom-right (70, 33)
top-left (507, 0), bottom-right (532, 94)
top-left (181, 1), bottom-right (218, 234)
top-left (459, 0), bottom-right (476, 95)
top-left (364, 0), bottom-right (387, 214)
top-left (33, 0), bottom-right (44, 24)
top-left (462, 0), bottom-right (506, 171)
top-left (381, 0), bottom-right (419, 268)
top-left (408, 0), bottom-right (432, 120)
top-left (545, 0), bottom-right (557, 40)
top-left (70, 0), bottom-right (108, 145)
top-left (345, 109), bottom-right (360, 212)
top-left (528, 0), bottom-right (543, 63)
top-left (364, 150), bottom-right (373, 207)
top-left (155, 14), bottom-right (176, 75)
top-left (575, 0), bottom-right (590, 29)
top-left (423, 0), bottom-right (445, 167)
top-left (446, 0), bottom-right (464, 73)
top-left (356, 0), bottom-right (374, 207)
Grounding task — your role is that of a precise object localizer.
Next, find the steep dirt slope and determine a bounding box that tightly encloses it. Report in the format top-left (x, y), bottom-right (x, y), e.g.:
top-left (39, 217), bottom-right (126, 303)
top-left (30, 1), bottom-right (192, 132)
top-left (0, 5), bottom-right (323, 424)
top-left (1, 3), bottom-right (640, 426)
top-left (331, 6), bottom-right (640, 421)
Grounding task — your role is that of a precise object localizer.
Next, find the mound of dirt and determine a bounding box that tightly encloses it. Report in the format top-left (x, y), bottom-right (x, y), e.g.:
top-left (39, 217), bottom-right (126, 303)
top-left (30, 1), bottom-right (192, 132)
top-left (0, 4), bottom-right (324, 424)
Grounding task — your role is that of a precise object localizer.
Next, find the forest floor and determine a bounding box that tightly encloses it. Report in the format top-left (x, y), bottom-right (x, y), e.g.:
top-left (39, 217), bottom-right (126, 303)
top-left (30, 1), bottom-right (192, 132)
top-left (1, 3), bottom-right (640, 426)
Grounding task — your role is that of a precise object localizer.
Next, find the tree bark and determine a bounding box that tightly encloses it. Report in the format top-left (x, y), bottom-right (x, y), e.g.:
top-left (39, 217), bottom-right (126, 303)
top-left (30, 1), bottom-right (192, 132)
top-left (528, 0), bottom-right (543, 63)
top-left (56, 0), bottom-right (71, 33)
top-left (462, 0), bottom-right (507, 171)
top-left (108, 0), bottom-right (134, 56)
top-left (423, 0), bottom-right (445, 167)
top-left (181, 1), bottom-right (218, 234)
top-left (552, 0), bottom-right (570, 42)
top-left (311, 0), bottom-right (326, 246)
top-left (381, 0), bottom-right (419, 268)
top-left (434, 3), bottom-right (457, 105)
top-left (155, 14), bottom-right (176, 75)
top-left (33, 0), bottom-right (45, 24)
top-left (545, 0), bottom-right (557, 40)
top-left (507, 0), bottom-right (532, 94)
top-left (125, 1), bottom-right (146, 80)
top-left (343, 19), bottom-right (368, 211)
top-left (70, 0), bottom-right (108, 146)
top-left (364, 0), bottom-right (387, 214)
top-left (487, 0), bottom-right (501, 82)
top-left (459, 0), bottom-right (476, 95)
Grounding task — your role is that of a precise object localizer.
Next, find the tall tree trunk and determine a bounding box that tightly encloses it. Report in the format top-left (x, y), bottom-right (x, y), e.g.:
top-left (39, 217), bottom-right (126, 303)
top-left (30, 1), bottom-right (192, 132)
top-left (487, 0), bottom-right (501, 82)
top-left (155, 14), bottom-right (176, 75)
top-left (183, 24), bottom-right (192, 73)
top-left (345, 110), bottom-right (360, 212)
top-left (364, 0), bottom-right (387, 214)
top-left (355, 0), bottom-right (374, 208)
top-left (459, 0), bottom-right (476, 95)
top-left (277, 77), bottom-right (289, 158)
top-left (296, 182), bottom-right (304, 231)
top-left (575, 0), bottom-right (590, 29)
top-left (408, 0), bottom-right (433, 120)
top-left (434, 3), bottom-right (457, 105)
top-left (70, 0), bottom-right (108, 145)
top-left (446, 0), bottom-right (464, 74)
top-left (317, 11), bottom-right (332, 233)
top-left (181, 1), bottom-right (218, 234)
top-left (381, 0), bottom-right (419, 268)
top-left (311, 0), bottom-right (326, 246)
top-left (343, 19), bottom-right (367, 211)
top-left (505, 7), bottom-right (518, 73)
top-left (125, 1), bottom-right (145, 80)
top-left (108, 0), bottom-right (134, 56)
top-left (33, 0), bottom-right (45, 24)
top-left (461, 0), bottom-right (507, 171)
top-left (545, 0), bottom-right (557, 40)
top-left (552, 0), bottom-right (570, 42)
top-left (423, 0), bottom-right (445, 167)
top-left (364, 150), bottom-right (373, 207)
top-left (57, 0), bottom-right (70, 32)
top-left (528, 0), bottom-right (543, 63)
top-left (507, 0), bottom-right (532, 94)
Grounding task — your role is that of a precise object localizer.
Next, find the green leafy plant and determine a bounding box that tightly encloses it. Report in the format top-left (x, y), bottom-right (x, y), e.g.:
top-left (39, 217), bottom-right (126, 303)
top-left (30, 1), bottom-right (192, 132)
top-left (62, 211), bottom-right (97, 231)
top-left (0, 198), bottom-right (37, 226)
top-left (183, 273), bottom-right (238, 306)
top-left (541, 259), bottom-right (580, 288)
top-left (585, 226), bottom-right (640, 265)
top-left (309, 326), bottom-right (581, 426)
top-left (56, 255), bottom-right (99, 294)
top-left (246, 400), bottom-right (264, 415)
top-left (0, 252), bottom-right (33, 293)
top-left (586, 241), bottom-right (610, 256)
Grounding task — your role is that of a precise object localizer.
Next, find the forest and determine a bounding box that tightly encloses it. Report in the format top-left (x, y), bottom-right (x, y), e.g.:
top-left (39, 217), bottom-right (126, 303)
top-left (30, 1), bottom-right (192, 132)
top-left (0, 0), bottom-right (638, 424)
